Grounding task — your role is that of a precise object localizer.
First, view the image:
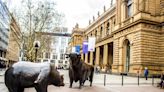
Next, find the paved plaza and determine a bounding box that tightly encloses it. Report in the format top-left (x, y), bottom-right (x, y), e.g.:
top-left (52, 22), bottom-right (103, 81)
top-left (0, 70), bottom-right (163, 92)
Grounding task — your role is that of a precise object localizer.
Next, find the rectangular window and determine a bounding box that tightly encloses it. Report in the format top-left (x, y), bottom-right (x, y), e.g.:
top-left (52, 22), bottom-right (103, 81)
top-left (60, 54), bottom-right (65, 60)
top-left (59, 60), bottom-right (63, 63)
top-left (43, 59), bottom-right (48, 62)
top-left (52, 54), bottom-right (58, 59)
top-left (95, 30), bottom-right (97, 39)
top-left (127, 5), bottom-right (132, 17)
top-left (50, 60), bottom-right (55, 63)
top-left (60, 49), bottom-right (64, 53)
top-left (45, 52), bottom-right (50, 59)
top-left (106, 22), bottom-right (110, 34)
top-left (60, 54), bottom-right (63, 59)
top-left (127, 0), bottom-right (132, 18)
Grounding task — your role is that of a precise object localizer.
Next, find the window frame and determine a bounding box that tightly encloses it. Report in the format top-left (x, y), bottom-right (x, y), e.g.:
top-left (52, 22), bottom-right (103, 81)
top-left (126, 0), bottom-right (133, 18)
top-left (106, 22), bottom-right (110, 34)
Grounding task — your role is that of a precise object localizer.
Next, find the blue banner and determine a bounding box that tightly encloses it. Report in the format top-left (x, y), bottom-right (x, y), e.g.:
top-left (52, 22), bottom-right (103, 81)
top-left (75, 45), bottom-right (80, 54)
top-left (82, 41), bottom-right (88, 54)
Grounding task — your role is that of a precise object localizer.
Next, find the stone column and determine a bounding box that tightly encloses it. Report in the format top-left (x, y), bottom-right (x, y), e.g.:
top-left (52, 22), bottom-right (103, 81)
top-left (103, 44), bottom-right (108, 65)
top-left (97, 26), bottom-right (100, 39)
top-left (96, 47), bottom-right (100, 65)
top-left (133, 0), bottom-right (139, 14)
top-left (121, 1), bottom-right (126, 21)
top-left (85, 53), bottom-right (88, 63)
top-left (109, 19), bottom-right (112, 33)
top-left (102, 23), bottom-right (104, 38)
top-left (81, 53), bottom-right (84, 61)
top-left (104, 22), bottom-right (107, 36)
top-left (90, 52), bottom-right (93, 65)
top-left (116, 0), bottom-right (121, 24)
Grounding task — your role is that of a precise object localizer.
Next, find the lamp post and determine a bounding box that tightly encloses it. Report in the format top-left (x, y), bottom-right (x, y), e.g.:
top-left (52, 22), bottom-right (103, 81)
top-left (33, 41), bottom-right (40, 62)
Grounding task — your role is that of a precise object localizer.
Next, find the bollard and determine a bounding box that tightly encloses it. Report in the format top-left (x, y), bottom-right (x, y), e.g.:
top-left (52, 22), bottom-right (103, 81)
top-left (104, 74), bottom-right (106, 86)
top-left (152, 75), bottom-right (154, 86)
top-left (137, 70), bottom-right (140, 86)
top-left (138, 75), bottom-right (139, 86)
top-left (122, 74), bottom-right (124, 86)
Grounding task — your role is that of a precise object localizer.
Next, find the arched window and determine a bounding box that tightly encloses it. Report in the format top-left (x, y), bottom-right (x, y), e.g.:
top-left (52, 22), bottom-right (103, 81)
top-left (87, 36), bottom-right (88, 40)
top-left (126, 41), bottom-right (130, 72)
top-left (100, 26), bottom-right (103, 37)
top-left (95, 30), bottom-right (97, 38)
top-left (106, 22), bottom-right (110, 34)
top-left (126, 0), bottom-right (132, 17)
top-left (123, 39), bottom-right (130, 73)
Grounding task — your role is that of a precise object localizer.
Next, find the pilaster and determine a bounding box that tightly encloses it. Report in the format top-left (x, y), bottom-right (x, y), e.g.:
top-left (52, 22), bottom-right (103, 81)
top-left (103, 44), bottom-right (108, 65)
top-left (85, 53), bottom-right (88, 63)
top-left (90, 52), bottom-right (93, 65)
top-left (96, 47), bottom-right (100, 65)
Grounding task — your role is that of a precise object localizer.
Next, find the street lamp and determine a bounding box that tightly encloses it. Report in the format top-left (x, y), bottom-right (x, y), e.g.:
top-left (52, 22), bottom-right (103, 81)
top-left (33, 41), bottom-right (40, 62)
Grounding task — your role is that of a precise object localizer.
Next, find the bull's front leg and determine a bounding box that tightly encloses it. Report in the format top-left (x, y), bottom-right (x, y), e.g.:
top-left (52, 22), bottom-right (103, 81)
top-left (69, 78), bottom-right (73, 88)
top-left (69, 70), bottom-right (74, 88)
top-left (79, 72), bottom-right (86, 89)
top-left (79, 79), bottom-right (83, 89)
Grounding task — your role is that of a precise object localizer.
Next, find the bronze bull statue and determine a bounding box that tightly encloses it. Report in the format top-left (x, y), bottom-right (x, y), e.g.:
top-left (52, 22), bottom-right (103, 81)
top-left (66, 53), bottom-right (94, 89)
top-left (5, 61), bottom-right (64, 92)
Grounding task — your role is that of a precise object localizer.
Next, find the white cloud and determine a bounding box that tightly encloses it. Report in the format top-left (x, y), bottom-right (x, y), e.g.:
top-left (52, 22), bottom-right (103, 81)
top-left (8, 0), bottom-right (113, 32)
top-left (56, 0), bottom-right (111, 31)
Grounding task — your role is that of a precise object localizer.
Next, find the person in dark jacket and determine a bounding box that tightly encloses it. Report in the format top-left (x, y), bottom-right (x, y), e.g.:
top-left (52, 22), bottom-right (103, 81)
top-left (144, 67), bottom-right (149, 80)
top-left (159, 71), bottom-right (164, 88)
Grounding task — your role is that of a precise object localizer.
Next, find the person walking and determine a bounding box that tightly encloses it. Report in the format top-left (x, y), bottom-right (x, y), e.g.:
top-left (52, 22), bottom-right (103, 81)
top-left (159, 71), bottom-right (164, 88)
top-left (144, 67), bottom-right (149, 80)
top-left (97, 66), bottom-right (100, 73)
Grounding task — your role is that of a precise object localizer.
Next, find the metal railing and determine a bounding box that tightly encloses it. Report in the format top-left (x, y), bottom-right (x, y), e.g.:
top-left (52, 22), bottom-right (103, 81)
top-left (100, 73), bottom-right (161, 86)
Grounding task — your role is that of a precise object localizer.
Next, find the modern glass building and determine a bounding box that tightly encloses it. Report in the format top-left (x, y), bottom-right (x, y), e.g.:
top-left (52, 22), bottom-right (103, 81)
top-left (0, 0), bottom-right (10, 67)
top-left (36, 27), bottom-right (71, 69)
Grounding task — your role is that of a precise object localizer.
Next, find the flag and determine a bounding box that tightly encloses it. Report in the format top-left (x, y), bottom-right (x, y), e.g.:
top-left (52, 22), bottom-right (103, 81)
top-left (72, 47), bottom-right (75, 53)
top-left (75, 45), bottom-right (80, 54)
top-left (82, 41), bottom-right (88, 54)
top-left (88, 37), bottom-right (96, 52)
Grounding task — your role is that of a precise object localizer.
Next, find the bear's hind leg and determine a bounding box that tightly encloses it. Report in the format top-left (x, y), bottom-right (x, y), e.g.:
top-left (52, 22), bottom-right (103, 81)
top-left (18, 87), bottom-right (24, 92)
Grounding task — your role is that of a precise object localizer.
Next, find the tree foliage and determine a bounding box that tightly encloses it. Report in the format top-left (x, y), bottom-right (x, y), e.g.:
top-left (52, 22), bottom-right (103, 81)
top-left (12, 0), bottom-right (64, 62)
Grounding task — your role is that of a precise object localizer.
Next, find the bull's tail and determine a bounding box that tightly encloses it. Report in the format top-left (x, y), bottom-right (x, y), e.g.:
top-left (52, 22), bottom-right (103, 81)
top-left (89, 67), bottom-right (94, 86)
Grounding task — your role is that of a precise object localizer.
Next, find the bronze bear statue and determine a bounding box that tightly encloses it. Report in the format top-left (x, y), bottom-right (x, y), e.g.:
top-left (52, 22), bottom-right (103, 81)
top-left (5, 61), bottom-right (64, 92)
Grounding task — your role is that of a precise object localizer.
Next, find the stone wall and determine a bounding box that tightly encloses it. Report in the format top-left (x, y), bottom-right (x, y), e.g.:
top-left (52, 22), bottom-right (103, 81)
top-left (112, 23), bottom-right (164, 75)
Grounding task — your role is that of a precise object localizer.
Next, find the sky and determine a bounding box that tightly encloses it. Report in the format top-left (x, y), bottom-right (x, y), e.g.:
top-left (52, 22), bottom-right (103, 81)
top-left (6, 0), bottom-right (113, 32)
top-left (55, 0), bottom-right (111, 31)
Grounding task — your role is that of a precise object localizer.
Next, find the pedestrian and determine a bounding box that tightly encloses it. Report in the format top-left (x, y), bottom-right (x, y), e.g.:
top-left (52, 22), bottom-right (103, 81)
top-left (97, 66), bottom-right (100, 73)
top-left (144, 67), bottom-right (149, 80)
top-left (95, 67), bottom-right (98, 73)
top-left (159, 71), bottom-right (164, 88)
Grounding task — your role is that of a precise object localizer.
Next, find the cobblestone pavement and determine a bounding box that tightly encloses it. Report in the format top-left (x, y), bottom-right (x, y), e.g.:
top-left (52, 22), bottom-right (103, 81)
top-left (0, 70), bottom-right (163, 92)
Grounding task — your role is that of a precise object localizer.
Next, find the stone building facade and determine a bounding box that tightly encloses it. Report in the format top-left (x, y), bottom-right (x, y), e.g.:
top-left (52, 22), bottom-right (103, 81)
top-left (71, 0), bottom-right (164, 75)
top-left (6, 14), bottom-right (21, 66)
top-left (69, 23), bottom-right (84, 54)
top-left (71, 24), bottom-right (84, 48)
top-left (0, 0), bottom-right (11, 67)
